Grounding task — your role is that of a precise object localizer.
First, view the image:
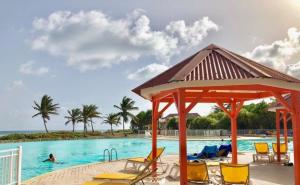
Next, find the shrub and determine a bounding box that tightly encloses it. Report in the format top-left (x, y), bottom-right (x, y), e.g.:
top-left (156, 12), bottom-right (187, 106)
top-left (167, 118), bottom-right (178, 129)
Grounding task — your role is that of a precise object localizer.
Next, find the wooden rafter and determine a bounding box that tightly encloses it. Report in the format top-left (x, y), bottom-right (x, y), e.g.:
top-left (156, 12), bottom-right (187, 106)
top-left (185, 93), bottom-right (201, 113)
top-left (271, 92), bottom-right (293, 113)
top-left (158, 101), bottom-right (172, 117)
top-left (217, 101), bottom-right (231, 116)
top-left (236, 100), bottom-right (244, 114)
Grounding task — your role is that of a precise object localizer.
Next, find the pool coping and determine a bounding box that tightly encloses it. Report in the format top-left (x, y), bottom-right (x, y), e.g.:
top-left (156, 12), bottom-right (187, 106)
top-left (22, 158), bottom-right (125, 184)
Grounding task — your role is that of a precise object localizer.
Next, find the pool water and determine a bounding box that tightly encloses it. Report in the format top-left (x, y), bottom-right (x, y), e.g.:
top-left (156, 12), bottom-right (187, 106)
top-left (0, 138), bottom-right (293, 181)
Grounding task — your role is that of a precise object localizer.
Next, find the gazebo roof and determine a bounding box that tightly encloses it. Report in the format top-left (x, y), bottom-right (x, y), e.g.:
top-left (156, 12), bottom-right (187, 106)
top-left (133, 44), bottom-right (300, 100)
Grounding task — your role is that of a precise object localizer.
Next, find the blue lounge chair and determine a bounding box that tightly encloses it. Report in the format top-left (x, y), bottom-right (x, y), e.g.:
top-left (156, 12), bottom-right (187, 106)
top-left (187, 145), bottom-right (218, 160)
top-left (218, 144), bottom-right (232, 157)
top-left (187, 144), bottom-right (232, 161)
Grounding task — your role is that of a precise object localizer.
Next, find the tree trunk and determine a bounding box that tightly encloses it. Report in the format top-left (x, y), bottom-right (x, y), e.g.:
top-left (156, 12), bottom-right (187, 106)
top-left (111, 124), bottom-right (114, 135)
top-left (43, 117), bottom-right (49, 133)
top-left (123, 120), bottom-right (125, 135)
top-left (84, 122), bottom-right (87, 135)
top-left (91, 120), bottom-right (94, 132)
top-left (72, 120), bottom-right (75, 132)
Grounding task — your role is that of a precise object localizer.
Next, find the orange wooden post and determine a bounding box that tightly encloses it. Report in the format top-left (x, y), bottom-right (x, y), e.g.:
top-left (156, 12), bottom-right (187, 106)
top-left (292, 92), bottom-right (300, 185)
top-left (177, 89), bottom-right (187, 185)
top-left (151, 100), bottom-right (159, 172)
top-left (283, 111), bottom-right (288, 149)
top-left (276, 109), bottom-right (281, 162)
top-left (231, 101), bottom-right (238, 164)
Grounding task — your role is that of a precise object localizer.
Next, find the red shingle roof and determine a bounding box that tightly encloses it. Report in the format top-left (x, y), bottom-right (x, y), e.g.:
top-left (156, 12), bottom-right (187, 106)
top-left (132, 44), bottom-right (300, 95)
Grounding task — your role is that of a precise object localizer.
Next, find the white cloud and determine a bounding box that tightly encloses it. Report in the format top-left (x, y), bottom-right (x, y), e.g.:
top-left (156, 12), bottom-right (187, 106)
top-left (31, 10), bottom-right (218, 72)
top-left (8, 80), bottom-right (24, 90)
top-left (12, 80), bottom-right (23, 86)
top-left (128, 63), bottom-right (169, 80)
top-left (166, 16), bottom-right (219, 46)
top-left (19, 61), bottom-right (49, 75)
top-left (287, 61), bottom-right (300, 77)
top-left (246, 27), bottom-right (300, 77)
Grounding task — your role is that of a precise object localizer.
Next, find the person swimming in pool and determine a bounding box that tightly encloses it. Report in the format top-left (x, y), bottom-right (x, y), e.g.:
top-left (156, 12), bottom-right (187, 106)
top-left (43, 153), bottom-right (55, 162)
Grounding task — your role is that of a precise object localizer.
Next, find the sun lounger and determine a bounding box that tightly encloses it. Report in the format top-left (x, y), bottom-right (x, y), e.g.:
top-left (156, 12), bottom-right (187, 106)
top-left (217, 144), bottom-right (232, 157)
top-left (187, 145), bottom-right (219, 161)
top-left (272, 143), bottom-right (290, 162)
top-left (168, 161), bottom-right (210, 183)
top-left (124, 147), bottom-right (165, 171)
top-left (253, 143), bottom-right (272, 162)
top-left (92, 159), bottom-right (156, 184)
top-left (187, 144), bottom-right (231, 161)
top-left (187, 162), bottom-right (210, 184)
top-left (220, 163), bottom-right (249, 185)
top-left (82, 182), bottom-right (130, 185)
top-left (83, 168), bottom-right (153, 185)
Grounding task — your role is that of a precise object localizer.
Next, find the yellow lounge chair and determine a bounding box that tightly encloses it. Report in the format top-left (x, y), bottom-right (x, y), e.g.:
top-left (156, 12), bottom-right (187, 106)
top-left (82, 182), bottom-right (129, 185)
top-left (124, 147), bottom-right (165, 171)
top-left (220, 163), bottom-right (249, 185)
top-left (83, 168), bottom-right (153, 185)
top-left (187, 162), bottom-right (210, 184)
top-left (168, 161), bottom-right (210, 183)
top-left (272, 143), bottom-right (290, 162)
top-left (253, 143), bottom-right (272, 162)
top-left (93, 158), bottom-right (156, 184)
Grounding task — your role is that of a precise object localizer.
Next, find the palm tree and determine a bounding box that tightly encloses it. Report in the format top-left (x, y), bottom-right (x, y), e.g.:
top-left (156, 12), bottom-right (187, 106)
top-left (65, 108), bottom-right (81, 132)
top-left (88, 105), bottom-right (101, 132)
top-left (103, 113), bottom-right (120, 135)
top-left (32, 95), bottom-right (60, 133)
top-left (79, 105), bottom-right (101, 133)
top-left (130, 110), bottom-right (152, 130)
top-left (79, 105), bottom-right (90, 133)
top-left (114, 96), bottom-right (138, 135)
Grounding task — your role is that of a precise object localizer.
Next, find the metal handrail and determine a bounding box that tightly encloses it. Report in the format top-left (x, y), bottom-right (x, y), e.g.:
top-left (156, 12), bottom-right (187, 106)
top-left (0, 146), bottom-right (22, 185)
top-left (0, 148), bottom-right (19, 153)
top-left (103, 149), bottom-right (111, 162)
top-left (110, 148), bottom-right (118, 161)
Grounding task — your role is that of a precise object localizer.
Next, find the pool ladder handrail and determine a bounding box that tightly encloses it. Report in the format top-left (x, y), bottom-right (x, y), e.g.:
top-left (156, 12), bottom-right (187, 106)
top-left (103, 149), bottom-right (111, 162)
top-left (103, 148), bottom-right (118, 162)
top-left (110, 148), bottom-right (118, 161)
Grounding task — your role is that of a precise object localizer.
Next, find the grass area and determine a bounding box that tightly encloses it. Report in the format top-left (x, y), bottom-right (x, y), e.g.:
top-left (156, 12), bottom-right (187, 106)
top-left (0, 130), bottom-right (136, 143)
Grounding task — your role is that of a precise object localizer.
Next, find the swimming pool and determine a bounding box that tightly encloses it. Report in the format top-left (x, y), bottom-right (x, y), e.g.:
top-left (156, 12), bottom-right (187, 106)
top-left (0, 138), bottom-right (293, 181)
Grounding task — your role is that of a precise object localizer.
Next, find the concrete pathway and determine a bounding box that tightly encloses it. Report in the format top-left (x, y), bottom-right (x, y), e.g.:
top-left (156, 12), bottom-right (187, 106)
top-left (22, 153), bottom-right (295, 185)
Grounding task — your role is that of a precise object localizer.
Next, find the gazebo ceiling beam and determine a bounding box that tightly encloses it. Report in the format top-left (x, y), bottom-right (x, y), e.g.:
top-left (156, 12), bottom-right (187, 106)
top-left (152, 89), bottom-right (177, 101)
top-left (271, 92), bottom-right (293, 113)
top-left (158, 101), bottom-right (173, 117)
top-left (216, 100), bottom-right (244, 118)
top-left (160, 97), bottom-right (247, 103)
top-left (185, 93), bottom-right (202, 113)
top-left (217, 101), bottom-right (231, 116)
top-left (150, 84), bottom-right (291, 102)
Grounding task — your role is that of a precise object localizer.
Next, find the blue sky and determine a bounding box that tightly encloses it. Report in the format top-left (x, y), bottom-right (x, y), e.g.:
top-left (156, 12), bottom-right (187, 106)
top-left (1, 0), bottom-right (300, 131)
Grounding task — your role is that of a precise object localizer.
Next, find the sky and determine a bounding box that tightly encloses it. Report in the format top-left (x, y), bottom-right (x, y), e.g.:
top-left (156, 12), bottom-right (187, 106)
top-left (1, 0), bottom-right (300, 131)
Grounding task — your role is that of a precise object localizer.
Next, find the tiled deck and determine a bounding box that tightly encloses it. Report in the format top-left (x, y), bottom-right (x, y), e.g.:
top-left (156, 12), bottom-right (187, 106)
top-left (22, 153), bottom-right (295, 185)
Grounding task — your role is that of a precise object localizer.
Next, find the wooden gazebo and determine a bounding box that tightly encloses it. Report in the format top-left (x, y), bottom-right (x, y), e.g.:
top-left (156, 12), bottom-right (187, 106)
top-left (132, 44), bottom-right (300, 185)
